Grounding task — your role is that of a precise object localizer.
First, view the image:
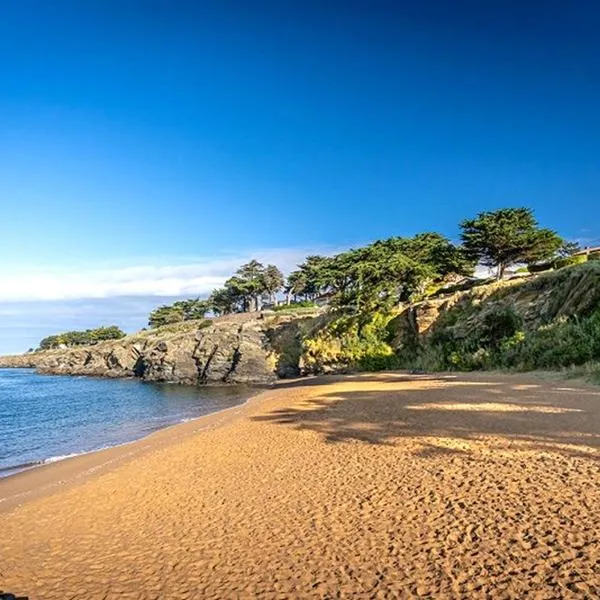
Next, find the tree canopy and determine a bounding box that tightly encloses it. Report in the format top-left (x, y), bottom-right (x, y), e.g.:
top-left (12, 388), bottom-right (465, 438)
top-left (147, 262), bottom-right (285, 325)
top-left (209, 261), bottom-right (284, 315)
top-left (145, 207), bottom-right (568, 324)
top-left (285, 233), bottom-right (474, 311)
top-left (460, 208), bottom-right (563, 279)
top-left (148, 299), bottom-right (211, 328)
top-left (39, 326), bottom-right (126, 350)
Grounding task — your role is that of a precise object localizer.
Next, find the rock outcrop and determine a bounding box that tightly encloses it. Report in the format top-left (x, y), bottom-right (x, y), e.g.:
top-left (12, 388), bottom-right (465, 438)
top-left (4, 263), bottom-right (599, 382)
top-left (0, 311), bottom-right (321, 385)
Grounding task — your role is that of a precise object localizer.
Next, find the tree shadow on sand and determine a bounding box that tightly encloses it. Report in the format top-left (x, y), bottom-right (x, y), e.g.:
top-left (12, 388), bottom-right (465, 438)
top-left (255, 374), bottom-right (600, 461)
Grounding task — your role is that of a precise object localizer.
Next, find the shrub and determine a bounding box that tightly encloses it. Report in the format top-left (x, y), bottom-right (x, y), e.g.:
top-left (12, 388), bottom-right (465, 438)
top-left (554, 254), bottom-right (588, 269)
top-left (301, 311), bottom-right (399, 373)
top-left (477, 306), bottom-right (523, 349)
top-left (38, 326), bottom-right (126, 350)
top-left (527, 262), bottom-right (553, 273)
top-left (273, 300), bottom-right (317, 312)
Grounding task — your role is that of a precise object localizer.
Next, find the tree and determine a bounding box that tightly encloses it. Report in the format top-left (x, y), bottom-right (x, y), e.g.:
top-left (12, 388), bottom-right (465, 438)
top-left (148, 298), bottom-right (210, 328)
top-left (460, 208), bottom-right (563, 280)
top-left (262, 264), bottom-right (284, 306)
top-left (286, 255), bottom-right (331, 303)
top-left (209, 286), bottom-right (241, 316)
top-left (556, 240), bottom-right (581, 258)
top-left (235, 260), bottom-right (266, 311)
top-left (38, 326), bottom-right (126, 350)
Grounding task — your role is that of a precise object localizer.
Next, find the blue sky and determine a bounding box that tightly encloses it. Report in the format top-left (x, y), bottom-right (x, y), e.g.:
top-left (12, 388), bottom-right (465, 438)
top-left (1, 0), bottom-right (599, 353)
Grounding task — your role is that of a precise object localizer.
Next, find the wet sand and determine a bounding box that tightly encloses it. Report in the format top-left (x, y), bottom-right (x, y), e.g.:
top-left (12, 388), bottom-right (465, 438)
top-left (1, 372), bottom-right (599, 599)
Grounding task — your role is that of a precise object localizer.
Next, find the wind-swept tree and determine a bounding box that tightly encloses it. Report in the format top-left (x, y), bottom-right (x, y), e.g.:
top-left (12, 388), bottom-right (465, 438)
top-left (148, 299), bottom-right (211, 328)
top-left (38, 326), bottom-right (126, 350)
top-left (262, 264), bottom-right (285, 306)
top-left (209, 286), bottom-right (241, 316)
top-left (285, 255), bottom-right (331, 303)
top-left (460, 208), bottom-right (563, 280)
top-left (234, 260), bottom-right (267, 311)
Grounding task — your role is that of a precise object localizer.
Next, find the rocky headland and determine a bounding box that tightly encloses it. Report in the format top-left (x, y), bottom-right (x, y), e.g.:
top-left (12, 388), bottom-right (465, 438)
top-left (0, 310), bottom-right (322, 385)
top-left (2, 262), bottom-right (599, 384)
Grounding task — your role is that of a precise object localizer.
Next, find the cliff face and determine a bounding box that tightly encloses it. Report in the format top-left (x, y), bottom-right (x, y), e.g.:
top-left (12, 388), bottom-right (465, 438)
top-left (4, 263), bottom-right (599, 382)
top-left (0, 311), bottom-right (321, 385)
top-left (392, 261), bottom-right (600, 349)
top-left (298, 262), bottom-right (600, 375)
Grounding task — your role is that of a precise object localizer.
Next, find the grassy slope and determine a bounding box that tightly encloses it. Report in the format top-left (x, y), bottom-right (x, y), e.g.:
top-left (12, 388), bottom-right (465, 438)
top-left (300, 263), bottom-right (600, 383)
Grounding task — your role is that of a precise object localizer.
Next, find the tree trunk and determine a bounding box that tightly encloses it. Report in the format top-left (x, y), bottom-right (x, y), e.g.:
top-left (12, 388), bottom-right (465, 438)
top-left (497, 263), bottom-right (505, 281)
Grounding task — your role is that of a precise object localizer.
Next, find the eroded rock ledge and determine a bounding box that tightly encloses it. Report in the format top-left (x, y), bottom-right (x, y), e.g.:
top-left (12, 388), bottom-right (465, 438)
top-left (0, 311), bottom-right (321, 385)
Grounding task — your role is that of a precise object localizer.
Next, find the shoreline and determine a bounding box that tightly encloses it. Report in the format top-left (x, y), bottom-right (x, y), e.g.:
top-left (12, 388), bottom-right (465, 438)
top-left (2, 368), bottom-right (597, 514)
top-left (2, 370), bottom-right (599, 598)
top-left (0, 383), bottom-right (271, 514)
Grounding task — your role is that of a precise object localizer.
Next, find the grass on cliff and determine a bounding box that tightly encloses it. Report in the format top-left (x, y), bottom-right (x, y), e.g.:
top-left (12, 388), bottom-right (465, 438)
top-left (399, 263), bottom-right (600, 377)
top-left (300, 263), bottom-right (600, 383)
top-left (301, 310), bottom-right (401, 373)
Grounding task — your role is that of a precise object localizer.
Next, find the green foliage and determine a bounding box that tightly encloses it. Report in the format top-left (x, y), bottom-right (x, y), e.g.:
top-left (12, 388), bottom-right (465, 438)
top-left (461, 207), bottom-right (562, 280)
top-left (148, 261), bottom-right (285, 323)
top-left (396, 264), bottom-right (600, 375)
top-left (39, 326), bottom-right (125, 350)
top-left (149, 298), bottom-right (210, 328)
top-left (554, 254), bottom-right (588, 269)
top-left (286, 233), bottom-right (473, 314)
top-left (497, 312), bottom-right (600, 371)
top-left (527, 262), bottom-right (553, 273)
top-left (210, 261), bottom-right (284, 314)
top-left (285, 255), bottom-right (330, 301)
top-left (273, 300), bottom-right (317, 312)
top-left (302, 311), bottom-right (400, 373)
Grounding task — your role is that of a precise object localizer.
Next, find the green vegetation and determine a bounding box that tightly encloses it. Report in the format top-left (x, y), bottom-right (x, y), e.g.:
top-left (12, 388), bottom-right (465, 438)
top-left (133, 207), bottom-right (597, 382)
top-left (39, 326), bottom-right (125, 350)
top-left (148, 298), bottom-right (211, 328)
top-left (460, 207), bottom-right (563, 280)
top-left (395, 262), bottom-right (600, 375)
top-left (286, 232), bottom-right (475, 311)
top-left (272, 300), bottom-right (317, 312)
top-left (210, 260), bottom-right (285, 314)
top-left (554, 254), bottom-right (588, 269)
top-left (146, 207), bottom-right (569, 326)
top-left (302, 311), bottom-right (399, 373)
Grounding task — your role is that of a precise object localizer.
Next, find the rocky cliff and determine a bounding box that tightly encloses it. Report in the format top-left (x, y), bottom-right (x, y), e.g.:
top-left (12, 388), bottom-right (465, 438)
top-left (0, 310), bottom-right (322, 385)
top-left (298, 262), bottom-right (600, 375)
top-left (3, 263), bottom-right (599, 383)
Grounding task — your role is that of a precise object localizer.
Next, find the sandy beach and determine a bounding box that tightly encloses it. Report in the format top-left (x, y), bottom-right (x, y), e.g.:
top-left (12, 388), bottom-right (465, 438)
top-left (1, 372), bottom-right (599, 599)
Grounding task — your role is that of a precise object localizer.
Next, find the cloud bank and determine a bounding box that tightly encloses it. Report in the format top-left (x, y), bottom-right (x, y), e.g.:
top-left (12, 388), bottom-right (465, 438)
top-left (0, 248), bottom-right (332, 303)
top-left (0, 248), bottom-right (338, 353)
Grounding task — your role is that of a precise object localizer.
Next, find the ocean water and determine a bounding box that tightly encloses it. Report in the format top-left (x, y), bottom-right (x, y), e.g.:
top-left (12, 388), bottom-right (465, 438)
top-left (0, 368), bottom-right (253, 478)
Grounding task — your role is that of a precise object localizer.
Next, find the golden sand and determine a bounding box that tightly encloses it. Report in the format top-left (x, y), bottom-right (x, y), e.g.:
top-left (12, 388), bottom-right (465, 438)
top-left (1, 372), bottom-right (599, 599)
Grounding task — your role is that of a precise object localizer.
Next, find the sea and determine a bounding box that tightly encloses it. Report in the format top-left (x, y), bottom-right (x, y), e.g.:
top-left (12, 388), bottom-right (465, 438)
top-left (0, 368), bottom-right (253, 478)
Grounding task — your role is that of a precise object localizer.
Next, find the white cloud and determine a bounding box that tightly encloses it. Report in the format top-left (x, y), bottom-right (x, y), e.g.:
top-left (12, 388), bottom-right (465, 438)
top-left (0, 248), bottom-right (337, 302)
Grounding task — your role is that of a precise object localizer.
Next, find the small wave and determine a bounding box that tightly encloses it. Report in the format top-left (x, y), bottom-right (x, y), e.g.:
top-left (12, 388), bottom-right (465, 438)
top-left (0, 460), bottom-right (42, 475)
top-left (0, 452), bottom-right (85, 478)
top-left (44, 452), bottom-right (83, 464)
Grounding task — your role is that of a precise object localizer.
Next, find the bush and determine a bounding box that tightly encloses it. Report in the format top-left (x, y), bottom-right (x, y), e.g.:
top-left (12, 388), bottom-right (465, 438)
top-left (554, 254), bottom-right (588, 269)
top-left (38, 326), bottom-right (126, 350)
top-left (527, 262), bottom-right (553, 273)
top-left (273, 300), bottom-right (317, 312)
top-left (301, 311), bottom-right (399, 373)
top-left (478, 306), bottom-right (523, 348)
top-left (499, 311), bottom-right (600, 370)
top-left (588, 252), bottom-right (600, 261)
